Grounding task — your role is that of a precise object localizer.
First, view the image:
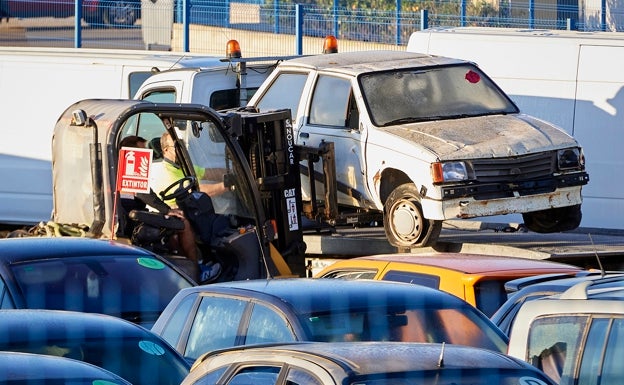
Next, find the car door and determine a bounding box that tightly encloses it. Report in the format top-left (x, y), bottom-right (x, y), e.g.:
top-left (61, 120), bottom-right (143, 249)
top-left (296, 74), bottom-right (371, 209)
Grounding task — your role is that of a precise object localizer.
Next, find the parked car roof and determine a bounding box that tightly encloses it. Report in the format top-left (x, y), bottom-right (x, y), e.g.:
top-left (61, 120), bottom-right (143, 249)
top-left (315, 253), bottom-right (582, 317)
top-left (0, 309), bottom-right (190, 385)
top-left (0, 351), bottom-right (133, 384)
top-left (0, 237), bottom-right (196, 327)
top-left (279, 50), bottom-right (467, 75)
top-left (491, 271), bottom-right (624, 335)
top-left (151, 278), bottom-right (509, 362)
top-left (182, 341), bottom-right (556, 385)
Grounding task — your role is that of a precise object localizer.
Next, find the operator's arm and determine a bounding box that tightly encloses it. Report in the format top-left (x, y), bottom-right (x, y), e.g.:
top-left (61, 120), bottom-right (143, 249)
top-left (199, 182), bottom-right (228, 196)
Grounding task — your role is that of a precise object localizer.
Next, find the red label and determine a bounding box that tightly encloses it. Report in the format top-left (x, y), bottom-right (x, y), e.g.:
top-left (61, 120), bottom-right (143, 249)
top-left (116, 147), bottom-right (153, 194)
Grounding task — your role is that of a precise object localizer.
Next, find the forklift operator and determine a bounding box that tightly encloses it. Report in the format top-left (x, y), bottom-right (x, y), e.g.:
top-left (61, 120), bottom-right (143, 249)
top-left (149, 128), bottom-right (229, 283)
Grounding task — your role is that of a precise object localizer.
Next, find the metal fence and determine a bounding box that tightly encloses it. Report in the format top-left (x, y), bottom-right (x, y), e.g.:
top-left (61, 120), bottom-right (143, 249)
top-left (1, 0), bottom-right (623, 55)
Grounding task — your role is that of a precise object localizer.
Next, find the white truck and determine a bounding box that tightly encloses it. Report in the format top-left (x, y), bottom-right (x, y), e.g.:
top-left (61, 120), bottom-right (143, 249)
top-left (0, 46), bottom-right (275, 226)
top-left (2, 44), bottom-right (591, 250)
top-left (244, 50), bottom-right (589, 248)
top-left (407, 27), bottom-right (624, 231)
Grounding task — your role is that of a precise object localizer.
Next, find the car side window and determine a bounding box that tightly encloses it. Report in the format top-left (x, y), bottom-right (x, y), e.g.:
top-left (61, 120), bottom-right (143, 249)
top-left (185, 296), bottom-right (248, 360)
top-left (245, 303), bottom-right (296, 345)
top-left (193, 366), bottom-right (228, 385)
top-left (286, 367), bottom-right (323, 385)
top-left (321, 270), bottom-right (377, 280)
top-left (527, 315), bottom-right (587, 384)
top-left (382, 271), bottom-right (440, 289)
top-left (309, 76), bottom-right (352, 127)
top-left (255, 73), bottom-right (307, 118)
top-left (228, 366), bottom-right (281, 385)
top-left (159, 293), bottom-right (196, 348)
top-left (601, 317), bottom-right (624, 384)
top-left (577, 317), bottom-right (609, 385)
top-left (0, 278), bottom-right (15, 309)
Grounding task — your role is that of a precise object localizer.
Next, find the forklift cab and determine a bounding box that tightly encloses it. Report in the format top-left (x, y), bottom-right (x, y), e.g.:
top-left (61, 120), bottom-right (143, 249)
top-left (51, 99), bottom-right (306, 280)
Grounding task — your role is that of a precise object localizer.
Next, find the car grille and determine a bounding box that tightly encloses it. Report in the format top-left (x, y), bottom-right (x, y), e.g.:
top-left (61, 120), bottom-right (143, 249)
top-left (472, 152), bottom-right (555, 182)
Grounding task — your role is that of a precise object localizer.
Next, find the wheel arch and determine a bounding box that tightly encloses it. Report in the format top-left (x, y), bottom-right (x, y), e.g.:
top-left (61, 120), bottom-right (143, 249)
top-left (379, 168), bottom-right (413, 205)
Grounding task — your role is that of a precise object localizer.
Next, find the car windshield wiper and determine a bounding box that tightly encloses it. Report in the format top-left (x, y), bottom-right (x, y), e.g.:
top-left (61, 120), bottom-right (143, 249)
top-left (382, 117), bottom-right (424, 126)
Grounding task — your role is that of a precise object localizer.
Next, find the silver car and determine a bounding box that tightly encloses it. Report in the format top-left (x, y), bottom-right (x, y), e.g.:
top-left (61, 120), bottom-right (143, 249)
top-left (182, 341), bottom-right (556, 385)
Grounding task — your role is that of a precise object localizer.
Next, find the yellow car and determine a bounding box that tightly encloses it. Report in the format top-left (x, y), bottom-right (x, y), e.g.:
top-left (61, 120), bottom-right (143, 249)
top-left (315, 253), bottom-right (583, 317)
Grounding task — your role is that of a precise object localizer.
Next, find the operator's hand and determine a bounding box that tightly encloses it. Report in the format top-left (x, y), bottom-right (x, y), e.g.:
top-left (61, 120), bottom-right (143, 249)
top-left (166, 209), bottom-right (186, 220)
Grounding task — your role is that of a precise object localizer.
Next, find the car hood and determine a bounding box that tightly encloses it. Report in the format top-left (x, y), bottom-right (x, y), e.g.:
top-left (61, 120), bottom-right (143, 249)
top-left (383, 114), bottom-right (577, 160)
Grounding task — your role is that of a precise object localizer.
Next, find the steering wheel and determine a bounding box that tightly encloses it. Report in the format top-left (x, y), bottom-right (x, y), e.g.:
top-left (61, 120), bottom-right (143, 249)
top-left (160, 176), bottom-right (197, 202)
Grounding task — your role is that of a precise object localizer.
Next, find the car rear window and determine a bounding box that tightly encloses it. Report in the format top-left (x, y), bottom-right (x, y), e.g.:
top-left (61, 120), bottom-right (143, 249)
top-left (301, 305), bottom-right (507, 352)
top-left (11, 256), bottom-right (193, 325)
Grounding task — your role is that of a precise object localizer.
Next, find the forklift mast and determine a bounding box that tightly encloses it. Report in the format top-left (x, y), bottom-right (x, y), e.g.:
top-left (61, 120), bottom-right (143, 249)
top-left (223, 109), bottom-right (307, 273)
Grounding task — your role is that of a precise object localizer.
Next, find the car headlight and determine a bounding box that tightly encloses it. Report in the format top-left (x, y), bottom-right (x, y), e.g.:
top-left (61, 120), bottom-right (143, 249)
top-left (432, 161), bottom-right (471, 183)
top-left (558, 148), bottom-right (583, 170)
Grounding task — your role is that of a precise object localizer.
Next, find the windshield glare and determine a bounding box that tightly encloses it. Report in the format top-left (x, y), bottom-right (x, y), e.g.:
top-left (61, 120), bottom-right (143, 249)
top-left (301, 305), bottom-right (508, 352)
top-left (360, 65), bottom-right (518, 127)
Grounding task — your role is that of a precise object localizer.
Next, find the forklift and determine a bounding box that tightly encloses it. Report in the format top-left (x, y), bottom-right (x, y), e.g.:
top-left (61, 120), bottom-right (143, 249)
top-left (50, 99), bottom-right (334, 281)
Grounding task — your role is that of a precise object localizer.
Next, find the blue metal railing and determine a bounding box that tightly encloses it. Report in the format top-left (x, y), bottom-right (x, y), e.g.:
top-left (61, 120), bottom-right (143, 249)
top-left (1, 0), bottom-right (623, 52)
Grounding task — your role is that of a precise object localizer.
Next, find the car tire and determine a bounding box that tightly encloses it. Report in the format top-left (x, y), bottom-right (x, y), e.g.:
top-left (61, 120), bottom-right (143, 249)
top-left (522, 204), bottom-right (582, 233)
top-left (103, 1), bottom-right (138, 27)
top-left (383, 183), bottom-right (442, 248)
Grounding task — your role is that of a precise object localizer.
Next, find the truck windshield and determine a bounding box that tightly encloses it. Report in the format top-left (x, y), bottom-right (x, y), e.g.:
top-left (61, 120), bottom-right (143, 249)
top-left (359, 64), bottom-right (518, 127)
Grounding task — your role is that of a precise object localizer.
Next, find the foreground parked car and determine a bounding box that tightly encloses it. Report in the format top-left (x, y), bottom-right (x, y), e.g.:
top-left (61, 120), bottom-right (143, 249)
top-left (0, 309), bottom-right (190, 385)
top-left (507, 279), bottom-right (624, 384)
top-left (0, 351), bottom-right (132, 385)
top-left (491, 271), bottom-right (624, 335)
top-left (315, 253), bottom-right (582, 317)
top-left (182, 341), bottom-right (557, 385)
top-left (0, 237), bottom-right (196, 327)
top-left (151, 278), bottom-right (509, 362)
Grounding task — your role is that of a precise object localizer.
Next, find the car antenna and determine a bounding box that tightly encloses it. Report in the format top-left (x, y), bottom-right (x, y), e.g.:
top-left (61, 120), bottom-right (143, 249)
top-left (588, 233), bottom-right (605, 278)
top-left (437, 342), bottom-right (445, 368)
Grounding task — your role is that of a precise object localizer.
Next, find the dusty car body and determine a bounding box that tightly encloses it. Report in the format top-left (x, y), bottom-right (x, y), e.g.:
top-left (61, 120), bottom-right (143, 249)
top-left (248, 50), bottom-right (589, 247)
top-left (182, 341), bottom-right (557, 385)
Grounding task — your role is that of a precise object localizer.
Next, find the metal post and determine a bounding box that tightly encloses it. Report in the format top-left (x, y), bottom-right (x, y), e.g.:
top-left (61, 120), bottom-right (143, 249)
top-left (395, 0), bottom-right (401, 46)
top-left (420, 9), bottom-right (428, 30)
top-left (333, 0), bottom-right (339, 39)
top-left (601, 0), bottom-right (606, 31)
top-left (274, 0), bottom-right (279, 34)
top-left (458, 0), bottom-right (465, 27)
top-left (529, 0), bottom-right (535, 29)
top-left (183, 0), bottom-right (189, 52)
top-left (74, 0), bottom-right (82, 48)
top-left (566, 18), bottom-right (576, 30)
top-left (296, 4), bottom-right (303, 55)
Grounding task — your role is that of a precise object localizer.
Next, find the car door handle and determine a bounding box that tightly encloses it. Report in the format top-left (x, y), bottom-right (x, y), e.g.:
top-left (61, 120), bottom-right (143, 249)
top-left (299, 132), bottom-right (309, 139)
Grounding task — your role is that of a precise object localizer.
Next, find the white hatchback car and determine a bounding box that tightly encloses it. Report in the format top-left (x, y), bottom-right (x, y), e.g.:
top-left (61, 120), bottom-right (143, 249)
top-left (507, 279), bottom-right (624, 385)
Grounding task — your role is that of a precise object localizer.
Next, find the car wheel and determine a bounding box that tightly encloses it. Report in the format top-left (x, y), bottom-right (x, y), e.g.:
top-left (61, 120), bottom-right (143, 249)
top-left (522, 204), bottom-right (582, 233)
top-left (103, 1), bottom-right (138, 26)
top-left (383, 183), bottom-right (442, 248)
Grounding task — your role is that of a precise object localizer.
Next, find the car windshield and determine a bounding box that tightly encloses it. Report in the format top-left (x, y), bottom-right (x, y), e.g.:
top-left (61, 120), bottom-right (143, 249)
top-left (11, 256), bottom-right (193, 327)
top-left (359, 64), bottom-right (518, 127)
top-left (299, 304), bottom-right (507, 352)
top-left (352, 368), bottom-right (551, 385)
top-left (4, 336), bottom-right (189, 385)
